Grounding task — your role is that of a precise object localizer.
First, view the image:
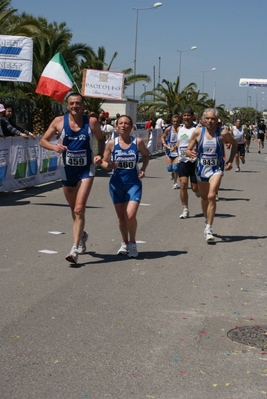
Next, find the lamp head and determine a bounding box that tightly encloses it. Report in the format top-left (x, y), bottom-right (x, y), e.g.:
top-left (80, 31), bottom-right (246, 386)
top-left (211, 67), bottom-right (216, 71)
top-left (191, 46), bottom-right (197, 50)
top-left (153, 2), bottom-right (163, 8)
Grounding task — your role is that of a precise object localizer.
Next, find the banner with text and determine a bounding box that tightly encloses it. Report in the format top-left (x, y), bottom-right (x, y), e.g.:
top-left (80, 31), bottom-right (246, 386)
top-left (0, 35), bottom-right (33, 82)
top-left (82, 69), bottom-right (124, 100)
top-left (239, 78), bottom-right (267, 88)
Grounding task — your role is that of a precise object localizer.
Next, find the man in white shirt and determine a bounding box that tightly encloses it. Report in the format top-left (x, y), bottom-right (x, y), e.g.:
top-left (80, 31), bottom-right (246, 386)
top-left (155, 115), bottom-right (164, 131)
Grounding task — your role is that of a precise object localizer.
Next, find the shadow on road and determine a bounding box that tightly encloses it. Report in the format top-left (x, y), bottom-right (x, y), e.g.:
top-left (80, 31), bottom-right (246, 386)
top-left (194, 213), bottom-right (236, 219)
top-left (69, 250), bottom-right (187, 268)
top-left (0, 180), bottom-right (62, 206)
top-left (216, 197), bottom-right (250, 202)
top-left (213, 234), bottom-right (267, 243)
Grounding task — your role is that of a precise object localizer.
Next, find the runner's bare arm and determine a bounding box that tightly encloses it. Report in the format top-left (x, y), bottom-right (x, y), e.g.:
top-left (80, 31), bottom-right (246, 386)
top-left (39, 116), bottom-right (66, 153)
top-left (137, 138), bottom-right (150, 178)
top-left (89, 116), bottom-right (105, 160)
top-left (185, 128), bottom-right (200, 158)
top-left (222, 129), bottom-right (237, 170)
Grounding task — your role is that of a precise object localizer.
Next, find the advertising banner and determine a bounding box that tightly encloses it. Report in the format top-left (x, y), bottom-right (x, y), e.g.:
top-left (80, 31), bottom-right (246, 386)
top-left (0, 139), bottom-right (11, 192)
top-left (0, 137), bottom-right (61, 192)
top-left (239, 78), bottom-right (267, 88)
top-left (82, 69), bottom-right (124, 100)
top-left (0, 35), bottom-right (33, 82)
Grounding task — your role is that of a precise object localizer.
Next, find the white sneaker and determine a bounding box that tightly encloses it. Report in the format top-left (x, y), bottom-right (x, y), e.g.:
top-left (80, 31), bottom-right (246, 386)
top-left (117, 242), bottom-right (129, 255)
top-left (77, 231), bottom-right (88, 254)
top-left (128, 242), bottom-right (138, 258)
top-left (179, 208), bottom-right (189, 219)
top-left (66, 245), bottom-right (79, 264)
top-left (173, 183), bottom-right (179, 189)
top-left (204, 227), bottom-right (214, 242)
top-left (235, 167), bottom-right (240, 172)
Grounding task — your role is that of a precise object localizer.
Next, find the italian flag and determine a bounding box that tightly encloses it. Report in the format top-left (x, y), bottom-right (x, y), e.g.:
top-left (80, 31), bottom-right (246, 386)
top-left (35, 52), bottom-right (74, 102)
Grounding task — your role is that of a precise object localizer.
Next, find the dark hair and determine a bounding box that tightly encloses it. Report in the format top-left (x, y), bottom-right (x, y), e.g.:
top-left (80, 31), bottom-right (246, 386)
top-left (4, 103), bottom-right (14, 111)
top-left (66, 92), bottom-right (84, 103)
top-left (182, 108), bottom-right (194, 115)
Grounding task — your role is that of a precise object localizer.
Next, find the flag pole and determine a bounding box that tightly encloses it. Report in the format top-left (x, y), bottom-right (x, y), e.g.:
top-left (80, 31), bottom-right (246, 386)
top-left (73, 81), bottom-right (81, 94)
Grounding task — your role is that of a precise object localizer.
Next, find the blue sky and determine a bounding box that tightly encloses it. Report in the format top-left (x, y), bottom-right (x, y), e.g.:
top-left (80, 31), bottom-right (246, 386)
top-left (11, 0), bottom-right (267, 109)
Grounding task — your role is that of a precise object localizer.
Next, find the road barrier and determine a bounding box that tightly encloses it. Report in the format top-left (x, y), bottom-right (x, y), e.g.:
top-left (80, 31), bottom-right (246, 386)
top-left (0, 129), bottom-right (163, 193)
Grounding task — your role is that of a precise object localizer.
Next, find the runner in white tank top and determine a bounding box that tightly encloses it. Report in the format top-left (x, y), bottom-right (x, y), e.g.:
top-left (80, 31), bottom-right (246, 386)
top-left (231, 118), bottom-right (245, 172)
top-left (177, 108), bottom-right (199, 219)
top-left (161, 115), bottom-right (180, 189)
top-left (186, 108), bottom-right (237, 243)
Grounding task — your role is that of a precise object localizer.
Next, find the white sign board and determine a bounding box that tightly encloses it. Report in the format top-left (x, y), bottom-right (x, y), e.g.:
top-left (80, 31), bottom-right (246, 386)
top-left (82, 69), bottom-right (124, 100)
top-left (0, 35), bottom-right (33, 82)
top-left (239, 78), bottom-right (267, 88)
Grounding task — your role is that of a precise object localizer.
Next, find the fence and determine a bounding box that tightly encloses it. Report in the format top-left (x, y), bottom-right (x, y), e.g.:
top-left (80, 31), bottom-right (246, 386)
top-left (0, 129), bottom-right (163, 193)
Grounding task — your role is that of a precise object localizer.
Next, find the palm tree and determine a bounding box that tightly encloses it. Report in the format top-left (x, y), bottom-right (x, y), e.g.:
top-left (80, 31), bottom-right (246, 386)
top-left (139, 77), bottom-right (200, 118)
top-left (139, 77), bottom-right (229, 122)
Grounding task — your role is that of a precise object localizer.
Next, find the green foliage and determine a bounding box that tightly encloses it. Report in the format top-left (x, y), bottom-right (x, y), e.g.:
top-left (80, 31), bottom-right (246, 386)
top-left (138, 77), bottom-right (228, 121)
top-left (231, 107), bottom-right (261, 124)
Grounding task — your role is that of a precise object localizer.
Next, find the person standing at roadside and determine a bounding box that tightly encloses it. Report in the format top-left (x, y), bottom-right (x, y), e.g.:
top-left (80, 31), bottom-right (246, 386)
top-left (177, 108), bottom-right (199, 219)
top-left (186, 108), bottom-right (237, 242)
top-left (1, 104), bottom-right (36, 139)
top-left (39, 92), bottom-right (105, 264)
top-left (95, 115), bottom-right (149, 258)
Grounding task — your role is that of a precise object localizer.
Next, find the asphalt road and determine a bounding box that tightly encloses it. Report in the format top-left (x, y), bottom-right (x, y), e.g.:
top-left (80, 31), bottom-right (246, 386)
top-left (1, 140), bottom-right (267, 399)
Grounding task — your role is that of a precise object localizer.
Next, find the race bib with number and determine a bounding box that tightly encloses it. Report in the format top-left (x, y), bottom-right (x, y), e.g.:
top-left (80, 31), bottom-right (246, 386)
top-left (115, 153), bottom-right (136, 169)
top-left (179, 145), bottom-right (187, 157)
top-left (200, 153), bottom-right (217, 166)
top-left (66, 150), bottom-right (87, 166)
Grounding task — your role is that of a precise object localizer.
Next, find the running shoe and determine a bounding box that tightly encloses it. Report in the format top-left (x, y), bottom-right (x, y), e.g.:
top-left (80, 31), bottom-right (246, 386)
top-left (117, 242), bottom-right (129, 255)
top-left (173, 183), bottom-right (179, 189)
top-left (195, 192), bottom-right (201, 198)
top-left (204, 227), bottom-right (214, 242)
top-left (216, 194), bottom-right (219, 201)
top-left (66, 245), bottom-right (79, 264)
top-left (235, 167), bottom-right (240, 172)
top-left (179, 208), bottom-right (189, 219)
top-left (77, 231), bottom-right (88, 254)
top-left (241, 158), bottom-right (245, 164)
top-left (128, 242), bottom-right (138, 258)
top-left (170, 172), bottom-right (174, 180)
top-left (258, 150), bottom-right (261, 154)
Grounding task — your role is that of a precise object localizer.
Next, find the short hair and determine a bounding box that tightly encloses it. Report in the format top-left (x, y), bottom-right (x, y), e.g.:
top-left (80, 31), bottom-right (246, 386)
top-left (182, 108), bottom-right (194, 115)
top-left (202, 108), bottom-right (219, 119)
top-left (66, 92), bottom-right (84, 103)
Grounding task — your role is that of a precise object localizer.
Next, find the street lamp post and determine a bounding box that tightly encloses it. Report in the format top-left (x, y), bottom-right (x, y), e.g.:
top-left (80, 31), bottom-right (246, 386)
top-left (133, 2), bottom-right (163, 100)
top-left (177, 46), bottom-right (197, 91)
top-left (142, 83), bottom-right (148, 103)
top-left (202, 68), bottom-right (216, 93)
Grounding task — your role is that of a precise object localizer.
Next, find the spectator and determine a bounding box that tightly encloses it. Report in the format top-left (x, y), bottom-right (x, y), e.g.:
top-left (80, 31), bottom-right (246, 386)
top-left (102, 117), bottom-right (115, 142)
top-left (1, 104), bottom-right (36, 139)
